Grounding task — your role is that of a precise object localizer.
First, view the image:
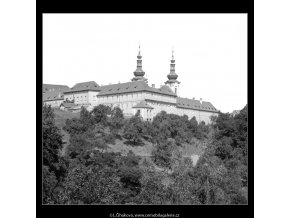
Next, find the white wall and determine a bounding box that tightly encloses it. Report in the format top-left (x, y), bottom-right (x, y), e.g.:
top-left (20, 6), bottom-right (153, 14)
top-left (147, 101), bottom-right (218, 124)
top-left (64, 91), bottom-right (90, 105)
top-left (88, 91), bottom-right (99, 106)
top-left (44, 99), bottom-right (63, 107)
top-left (167, 83), bottom-right (180, 96)
top-left (94, 91), bottom-right (218, 123)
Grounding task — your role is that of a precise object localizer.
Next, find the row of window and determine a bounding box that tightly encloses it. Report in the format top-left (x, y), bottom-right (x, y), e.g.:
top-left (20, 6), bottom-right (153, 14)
top-left (97, 92), bottom-right (174, 102)
top-left (99, 93), bottom-right (143, 101)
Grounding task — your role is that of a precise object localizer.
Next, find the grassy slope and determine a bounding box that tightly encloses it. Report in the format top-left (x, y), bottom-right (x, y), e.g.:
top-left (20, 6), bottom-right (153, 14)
top-left (52, 108), bottom-right (206, 163)
top-left (107, 137), bottom-right (206, 168)
top-left (106, 138), bottom-right (206, 158)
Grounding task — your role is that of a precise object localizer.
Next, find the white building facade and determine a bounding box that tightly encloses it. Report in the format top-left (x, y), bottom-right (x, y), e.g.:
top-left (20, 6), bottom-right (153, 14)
top-left (44, 47), bottom-right (219, 123)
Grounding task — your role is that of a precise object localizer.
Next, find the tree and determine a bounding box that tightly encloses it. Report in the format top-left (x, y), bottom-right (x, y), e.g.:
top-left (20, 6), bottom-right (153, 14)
top-left (123, 112), bottom-right (144, 145)
top-left (142, 121), bottom-right (155, 142)
top-left (60, 165), bottom-right (124, 204)
top-left (151, 111), bottom-right (191, 144)
top-left (80, 106), bottom-right (94, 129)
top-left (194, 121), bottom-right (210, 140)
top-left (90, 104), bottom-right (111, 126)
top-left (108, 106), bottom-right (125, 135)
top-left (188, 116), bottom-right (198, 133)
top-left (135, 170), bottom-right (170, 204)
top-left (42, 105), bottom-right (68, 204)
top-left (189, 104), bottom-right (248, 204)
top-left (118, 151), bottom-right (142, 203)
top-left (63, 118), bottom-right (88, 135)
top-left (152, 140), bottom-right (174, 169)
top-left (43, 105), bottom-right (63, 167)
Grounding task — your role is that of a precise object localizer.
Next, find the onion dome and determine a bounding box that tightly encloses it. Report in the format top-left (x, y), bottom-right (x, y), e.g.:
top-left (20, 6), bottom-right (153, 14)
top-left (132, 44), bottom-right (146, 81)
top-left (134, 68), bottom-right (145, 77)
top-left (167, 72), bottom-right (178, 80)
top-left (166, 48), bottom-right (178, 81)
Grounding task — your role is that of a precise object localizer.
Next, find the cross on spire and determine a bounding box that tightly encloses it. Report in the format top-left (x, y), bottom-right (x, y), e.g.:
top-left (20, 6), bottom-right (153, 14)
top-left (138, 43), bottom-right (141, 56)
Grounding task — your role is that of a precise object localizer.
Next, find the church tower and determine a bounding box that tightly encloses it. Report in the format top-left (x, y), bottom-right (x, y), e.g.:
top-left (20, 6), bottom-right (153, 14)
top-left (165, 48), bottom-right (180, 96)
top-left (131, 44), bottom-right (148, 83)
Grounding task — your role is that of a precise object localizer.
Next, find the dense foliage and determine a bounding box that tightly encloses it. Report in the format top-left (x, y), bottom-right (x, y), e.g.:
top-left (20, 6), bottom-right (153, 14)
top-left (43, 104), bottom-right (248, 204)
top-left (42, 105), bottom-right (68, 204)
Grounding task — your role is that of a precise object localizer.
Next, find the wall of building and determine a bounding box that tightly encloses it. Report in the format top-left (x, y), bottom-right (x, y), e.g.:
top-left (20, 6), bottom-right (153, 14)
top-left (167, 83), bottom-right (180, 96)
top-left (97, 92), bottom-right (144, 116)
top-left (98, 92), bottom-right (143, 105)
top-left (63, 90), bottom-right (218, 124)
top-left (44, 100), bottom-right (63, 108)
top-left (132, 108), bottom-right (154, 121)
top-left (174, 107), bottom-right (218, 124)
top-left (97, 91), bottom-right (176, 116)
top-left (197, 110), bottom-right (219, 124)
top-left (146, 101), bottom-right (176, 117)
top-left (64, 91), bottom-right (90, 105)
top-left (88, 91), bottom-right (99, 106)
top-left (145, 101), bottom-right (218, 124)
top-left (97, 91), bottom-right (176, 105)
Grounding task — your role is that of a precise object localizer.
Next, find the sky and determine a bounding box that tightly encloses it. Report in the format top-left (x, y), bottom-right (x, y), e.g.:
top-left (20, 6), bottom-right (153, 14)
top-left (43, 14), bottom-right (247, 113)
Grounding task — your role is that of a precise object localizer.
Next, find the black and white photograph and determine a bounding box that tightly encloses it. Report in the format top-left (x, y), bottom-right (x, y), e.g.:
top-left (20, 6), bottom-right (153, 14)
top-left (42, 13), bottom-right (248, 206)
top-left (6, 0), bottom-right (290, 217)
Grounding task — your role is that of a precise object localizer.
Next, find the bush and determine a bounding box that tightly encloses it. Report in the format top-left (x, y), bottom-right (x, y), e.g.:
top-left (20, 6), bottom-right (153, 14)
top-left (152, 140), bottom-right (174, 169)
top-left (90, 104), bottom-right (112, 126)
top-left (123, 113), bottom-right (144, 145)
top-left (42, 105), bottom-right (68, 204)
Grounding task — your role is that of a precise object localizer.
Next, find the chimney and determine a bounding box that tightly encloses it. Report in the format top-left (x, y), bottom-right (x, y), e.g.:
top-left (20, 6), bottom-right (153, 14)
top-left (192, 97), bottom-right (195, 100)
top-left (151, 84), bottom-right (155, 88)
top-left (200, 98), bottom-right (203, 104)
top-left (58, 93), bottom-right (61, 98)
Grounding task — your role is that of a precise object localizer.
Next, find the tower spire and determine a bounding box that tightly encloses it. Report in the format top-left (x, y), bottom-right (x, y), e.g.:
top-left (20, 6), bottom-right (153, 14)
top-left (138, 43), bottom-right (141, 56)
top-left (165, 47), bottom-right (180, 96)
top-left (132, 44), bottom-right (147, 83)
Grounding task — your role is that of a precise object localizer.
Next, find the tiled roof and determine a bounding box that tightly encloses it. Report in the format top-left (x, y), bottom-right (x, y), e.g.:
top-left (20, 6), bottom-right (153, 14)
top-left (132, 101), bottom-right (154, 109)
top-left (159, 85), bottom-right (175, 94)
top-left (43, 84), bottom-right (70, 93)
top-left (98, 81), bottom-right (177, 97)
top-left (43, 90), bottom-right (64, 101)
top-left (176, 97), bottom-right (218, 112)
top-left (64, 81), bottom-right (101, 93)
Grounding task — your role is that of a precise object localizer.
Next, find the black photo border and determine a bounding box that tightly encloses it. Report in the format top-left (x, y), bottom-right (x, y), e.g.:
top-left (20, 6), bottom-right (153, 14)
top-left (37, 1), bottom-right (254, 217)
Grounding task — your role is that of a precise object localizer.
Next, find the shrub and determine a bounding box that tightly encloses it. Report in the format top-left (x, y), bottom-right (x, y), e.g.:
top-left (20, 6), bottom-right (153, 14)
top-left (123, 113), bottom-right (144, 145)
top-left (152, 140), bottom-right (174, 169)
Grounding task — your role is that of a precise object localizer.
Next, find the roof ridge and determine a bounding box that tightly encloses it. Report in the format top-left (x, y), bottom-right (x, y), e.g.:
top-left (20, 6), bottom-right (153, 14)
top-left (74, 81), bottom-right (99, 85)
